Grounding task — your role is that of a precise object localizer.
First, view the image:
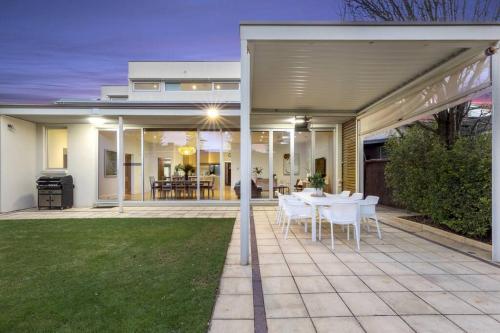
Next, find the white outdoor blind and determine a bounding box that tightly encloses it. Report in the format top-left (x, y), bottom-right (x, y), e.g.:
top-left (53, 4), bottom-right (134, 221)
top-left (358, 56), bottom-right (491, 136)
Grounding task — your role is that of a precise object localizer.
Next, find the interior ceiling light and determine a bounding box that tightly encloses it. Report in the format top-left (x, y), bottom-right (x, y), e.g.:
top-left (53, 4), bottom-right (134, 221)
top-left (178, 146), bottom-right (196, 156)
top-left (88, 117), bottom-right (106, 126)
top-left (207, 107), bottom-right (219, 119)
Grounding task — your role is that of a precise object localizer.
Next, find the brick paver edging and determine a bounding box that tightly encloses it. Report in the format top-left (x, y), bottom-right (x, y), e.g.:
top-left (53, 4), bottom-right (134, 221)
top-left (250, 209), bottom-right (268, 333)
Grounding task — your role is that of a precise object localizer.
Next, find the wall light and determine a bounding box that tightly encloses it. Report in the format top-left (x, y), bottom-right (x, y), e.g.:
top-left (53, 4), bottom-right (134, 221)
top-left (88, 117), bottom-right (106, 126)
top-left (207, 108), bottom-right (219, 119)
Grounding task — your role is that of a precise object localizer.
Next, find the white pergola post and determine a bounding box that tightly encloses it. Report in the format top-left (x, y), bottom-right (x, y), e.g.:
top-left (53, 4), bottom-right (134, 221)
top-left (356, 120), bottom-right (364, 194)
top-left (117, 116), bottom-right (124, 213)
top-left (492, 50), bottom-right (500, 262)
top-left (240, 39), bottom-right (251, 265)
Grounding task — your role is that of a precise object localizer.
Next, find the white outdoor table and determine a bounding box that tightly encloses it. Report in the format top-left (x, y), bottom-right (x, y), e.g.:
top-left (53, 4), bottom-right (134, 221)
top-left (292, 192), bottom-right (340, 241)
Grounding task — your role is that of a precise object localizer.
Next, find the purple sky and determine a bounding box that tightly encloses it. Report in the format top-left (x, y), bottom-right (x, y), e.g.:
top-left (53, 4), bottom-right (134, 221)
top-left (0, 0), bottom-right (342, 104)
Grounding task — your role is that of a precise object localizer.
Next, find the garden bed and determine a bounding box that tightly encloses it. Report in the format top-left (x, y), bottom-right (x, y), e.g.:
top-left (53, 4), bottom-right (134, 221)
top-left (401, 215), bottom-right (491, 244)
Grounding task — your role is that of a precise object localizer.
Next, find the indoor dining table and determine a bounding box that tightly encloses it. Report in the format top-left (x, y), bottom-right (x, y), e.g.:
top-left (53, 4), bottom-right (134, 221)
top-left (292, 191), bottom-right (361, 242)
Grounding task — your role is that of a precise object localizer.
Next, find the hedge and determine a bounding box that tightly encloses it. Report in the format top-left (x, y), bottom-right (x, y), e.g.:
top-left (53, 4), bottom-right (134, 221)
top-left (385, 126), bottom-right (491, 240)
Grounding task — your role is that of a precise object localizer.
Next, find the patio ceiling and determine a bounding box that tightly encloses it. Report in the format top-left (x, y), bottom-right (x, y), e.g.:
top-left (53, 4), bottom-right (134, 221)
top-left (249, 40), bottom-right (494, 114)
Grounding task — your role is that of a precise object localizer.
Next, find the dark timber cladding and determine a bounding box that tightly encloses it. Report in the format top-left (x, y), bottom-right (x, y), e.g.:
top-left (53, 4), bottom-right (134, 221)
top-left (342, 119), bottom-right (356, 192)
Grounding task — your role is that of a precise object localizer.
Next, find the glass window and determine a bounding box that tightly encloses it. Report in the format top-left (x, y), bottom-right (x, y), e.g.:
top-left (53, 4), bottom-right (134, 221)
top-left (46, 128), bottom-right (68, 169)
top-left (143, 130), bottom-right (197, 201)
top-left (294, 131), bottom-right (312, 190)
top-left (165, 83), bottom-right (181, 91)
top-left (223, 131), bottom-right (240, 200)
top-left (180, 82), bottom-right (212, 91)
top-left (124, 129), bottom-right (142, 201)
top-left (251, 131), bottom-right (269, 199)
top-left (98, 130), bottom-right (117, 200)
top-left (133, 82), bottom-right (160, 91)
top-left (200, 131), bottom-right (222, 200)
top-left (273, 131), bottom-right (291, 198)
top-left (314, 131), bottom-right (334, 193)
top-left (214, 82), bottom-right (239, 90)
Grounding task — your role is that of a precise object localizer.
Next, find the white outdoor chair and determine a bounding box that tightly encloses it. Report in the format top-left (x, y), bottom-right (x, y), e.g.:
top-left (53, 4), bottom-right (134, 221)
top-left (283, 200), bottom-right (313, 239)
top-left (349, 192), bottom-right (364, 201)
top-left (275, 191), bottom-right (300, 226)
top-left (302, 188), bottom-right (315, 193)
top-left (339, 191), bottom-right (351, 197)
top-left (360, 195), bottom-right (382, 239)
top-left (318, 202), bottom-right (360, 250)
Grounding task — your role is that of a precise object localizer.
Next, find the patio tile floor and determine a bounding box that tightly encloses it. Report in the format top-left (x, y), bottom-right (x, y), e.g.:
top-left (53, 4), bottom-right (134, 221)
top-left (245, 206), bottom-right (500, 333)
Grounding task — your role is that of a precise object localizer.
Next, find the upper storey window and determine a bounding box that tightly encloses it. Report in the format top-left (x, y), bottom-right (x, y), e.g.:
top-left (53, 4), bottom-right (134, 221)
top-left (165, 81), bottom-right (240, 91)
top-left (214, 82), bottom-right (239, 90)
top-left (166, 82), bottom-right (212, 91)
top-left (133, 82), bottom-right (160, 91)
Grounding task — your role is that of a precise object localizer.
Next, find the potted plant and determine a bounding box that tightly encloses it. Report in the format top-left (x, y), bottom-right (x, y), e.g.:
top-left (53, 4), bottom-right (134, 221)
top-left (253, 167), bottom-right (263, 179)
top-left (178, 164), bottom-right (195, 180)
top-left (308, 172), bottom-right (326, 197)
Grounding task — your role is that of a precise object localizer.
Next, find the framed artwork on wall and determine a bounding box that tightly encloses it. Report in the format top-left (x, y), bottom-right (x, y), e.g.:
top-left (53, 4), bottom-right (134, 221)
top-left (283, 153), bottom-right (300, 175)
top-left (104, 149), bottom-right (117, 177)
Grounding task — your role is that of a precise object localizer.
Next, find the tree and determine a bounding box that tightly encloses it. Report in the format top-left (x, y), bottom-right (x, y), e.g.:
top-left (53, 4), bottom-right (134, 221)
top-left (342, 0), bottom-right (499, 22)
top-left (341, 0), bottom-right (499, 148)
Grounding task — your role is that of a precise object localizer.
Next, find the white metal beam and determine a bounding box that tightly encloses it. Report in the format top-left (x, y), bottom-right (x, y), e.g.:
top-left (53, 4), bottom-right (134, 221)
top-left (240, 24), bottom-right (500, 42)
top-left (492, 51), bottom-right (500, 262)
top-left (117, 116), bottom-right (124, 213)
top-left (240, 40), bottom-right (251, 266)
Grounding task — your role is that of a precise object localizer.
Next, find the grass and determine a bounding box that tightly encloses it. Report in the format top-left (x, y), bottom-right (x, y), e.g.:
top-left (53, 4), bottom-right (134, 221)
top-left (0, 218), bottom-right (235, 332)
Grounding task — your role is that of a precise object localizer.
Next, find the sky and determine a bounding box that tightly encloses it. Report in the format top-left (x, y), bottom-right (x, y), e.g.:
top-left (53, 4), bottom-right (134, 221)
top-left (0, 0), bottom-right (343, 103)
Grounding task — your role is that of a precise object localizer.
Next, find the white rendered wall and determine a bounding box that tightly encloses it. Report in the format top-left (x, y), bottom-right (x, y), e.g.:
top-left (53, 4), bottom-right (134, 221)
top-left (98, 131), bottom-right (117, 199)
top-left (0, 116), bottom-right (37, 212)
top-left (66, 125), bottom-right (97, 207)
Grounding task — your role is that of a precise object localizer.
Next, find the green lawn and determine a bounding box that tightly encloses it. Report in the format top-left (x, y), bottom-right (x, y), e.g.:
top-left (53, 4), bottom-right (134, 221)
top-left (0, 218), bottom-right (235, 332)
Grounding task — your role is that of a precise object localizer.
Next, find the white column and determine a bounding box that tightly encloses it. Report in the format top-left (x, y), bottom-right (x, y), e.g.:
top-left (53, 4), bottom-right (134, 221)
top-left (355, 120), bottom-right (364, 194)
top-left (240, 39), bottom-right (251, 265)
top-left (492, 51), bottom-right (500, 262)
top-left (196, 129), bottom-right (201, 200)
top-left (117, 116), bottom-right (124, 213)
top-left (335, 124), bottom-right (343, 194)
top-left (311, 130), bottom-right (316, 175)
top-left (141, 128), bottom-right (144, 201)
top-left (269, 130), bottom-right (274, 199)
top-left (290, 129), bottom-right (295, 190)
top-left (220, 129), bottom-right (224, 201)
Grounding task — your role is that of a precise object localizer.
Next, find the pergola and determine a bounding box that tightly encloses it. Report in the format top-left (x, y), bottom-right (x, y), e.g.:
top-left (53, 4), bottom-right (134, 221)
top-left (238, 22), bottom-right (500, 265)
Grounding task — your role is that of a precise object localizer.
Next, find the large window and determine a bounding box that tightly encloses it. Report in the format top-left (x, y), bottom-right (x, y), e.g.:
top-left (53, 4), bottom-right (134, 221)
top-left (98, 130), bottom-right (117, 200)
top-left (223, 131), bottom-right (240, 200)
top-left (199, 131), bottom-right (222, 200)
top-left (143, 130), bottom-right (198, 200)
top-left (273, 131), bottom-right (291, 197)
top-left (294, 131), bottom-right (312, 190)
top-left (251, 132), bottom-right (269, 199)
top-left (124, 129), bottom-right (142, 201)
top-left (133, 82), bottom-right (160, 91)
top-left (165, 82), bottom-right (212, 91)
top-left (46, 128), bottom-right (68, 169)
top-left (165, 81), bottom-right (239, 91)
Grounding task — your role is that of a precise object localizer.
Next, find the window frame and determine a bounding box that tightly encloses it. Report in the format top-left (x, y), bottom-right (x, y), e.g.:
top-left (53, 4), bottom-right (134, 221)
top-left (132, 81), bottom-right (161, 92)
top-left (45, 126), bottom-right (68, 170)
top-left (213, 82), bottom-right (240, 91)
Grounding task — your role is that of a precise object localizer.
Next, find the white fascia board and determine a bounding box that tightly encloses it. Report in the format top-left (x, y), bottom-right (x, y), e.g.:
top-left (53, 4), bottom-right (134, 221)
top-left (0, 108), bottom-right (240, 117)
top-left (241, 24), bottom-right (500, 41)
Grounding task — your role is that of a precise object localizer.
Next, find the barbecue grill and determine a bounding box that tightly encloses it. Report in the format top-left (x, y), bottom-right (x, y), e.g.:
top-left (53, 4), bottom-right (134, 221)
top-left (36, 175), bottom-right (74, 209)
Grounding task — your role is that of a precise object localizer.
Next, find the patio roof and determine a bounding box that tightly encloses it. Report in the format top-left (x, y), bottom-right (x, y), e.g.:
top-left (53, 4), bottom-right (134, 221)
top-left (238, 22), bottom-right (500, 265)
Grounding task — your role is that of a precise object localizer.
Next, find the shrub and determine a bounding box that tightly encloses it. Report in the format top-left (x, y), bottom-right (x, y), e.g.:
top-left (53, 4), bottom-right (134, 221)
top-left (385, 126), bottom-right (491, 240)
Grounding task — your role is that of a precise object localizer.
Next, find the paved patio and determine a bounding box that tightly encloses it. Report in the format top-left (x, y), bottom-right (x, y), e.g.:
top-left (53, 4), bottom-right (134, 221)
top-left (211, 206), bottom-right (500, 333)
top-left (0, 206), bottom-right (239, 220)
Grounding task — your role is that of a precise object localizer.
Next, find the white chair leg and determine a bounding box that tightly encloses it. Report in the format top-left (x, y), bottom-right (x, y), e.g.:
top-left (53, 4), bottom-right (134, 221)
top-left (319, 216), bottom-right (322, 240)
top-left (281, 215), bottom-right (287, 232)
top-left (354, 223), bottom-right (360, 251)
top-left (347, 225), bottom-right (350, 240)
top-left (330, 223), bottom-right (334, 250)
top-left (366, 218), bottom-right (370, 232)
top-left (304, 218), bottom-right (308, 233)
top-left (285, 217), bottom-right (291, 239)
top-left (374, 215), bottom-right (382, 239)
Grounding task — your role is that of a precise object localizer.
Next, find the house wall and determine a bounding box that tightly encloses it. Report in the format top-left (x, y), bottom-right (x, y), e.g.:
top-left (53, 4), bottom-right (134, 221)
top-left (0, 116), bottom-right (37, 212)
top-left (342, 119), bottom-right (356, 192)
top-left (67, 125), bottom-right (97, 207)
